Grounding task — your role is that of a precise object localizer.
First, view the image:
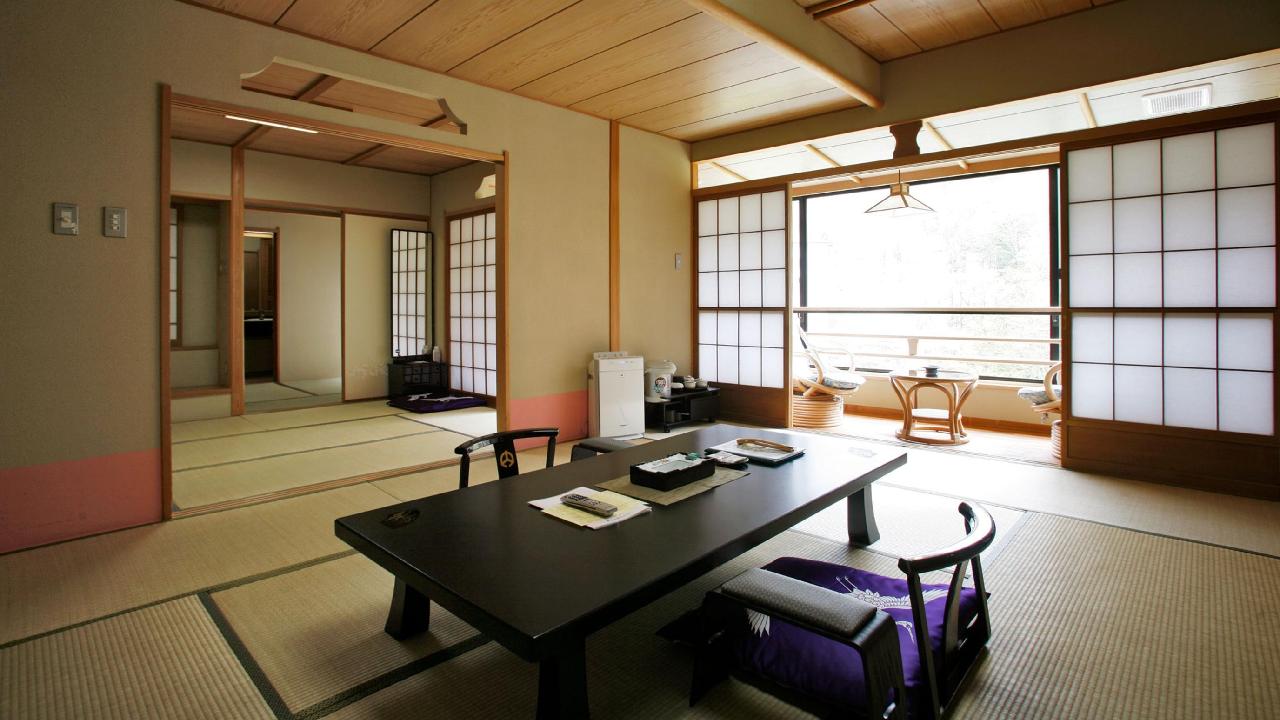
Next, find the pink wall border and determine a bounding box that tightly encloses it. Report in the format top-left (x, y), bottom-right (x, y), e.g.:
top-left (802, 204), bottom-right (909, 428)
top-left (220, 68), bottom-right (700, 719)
top-left (507, 389), bottom-right (590, 448)
top-left (0, 449), bottom-right (161, 554)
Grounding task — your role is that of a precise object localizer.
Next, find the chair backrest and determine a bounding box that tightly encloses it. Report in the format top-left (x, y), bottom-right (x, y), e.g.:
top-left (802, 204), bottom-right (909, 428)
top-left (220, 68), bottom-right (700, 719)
top-left (897, 502), bottom-right (995, 720)
top-left (796, 327), bottom-right (835, 381)
top-left (454, 427), bottom-right (559, 489)
top-left (1044, 362), bottom-right (1063, 403)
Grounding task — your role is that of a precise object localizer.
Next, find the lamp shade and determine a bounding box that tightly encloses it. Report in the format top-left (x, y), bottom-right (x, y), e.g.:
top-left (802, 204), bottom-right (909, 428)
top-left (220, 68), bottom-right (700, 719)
top-left (865, 181), bottom-right (934, 216)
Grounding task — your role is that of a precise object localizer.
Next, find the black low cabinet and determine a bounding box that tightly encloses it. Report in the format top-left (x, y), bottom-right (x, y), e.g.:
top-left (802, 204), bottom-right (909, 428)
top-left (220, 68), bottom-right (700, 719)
top-left (645, 388), bottom-right (720, 433)
top-left (388, 361), bottom-right (446, 397)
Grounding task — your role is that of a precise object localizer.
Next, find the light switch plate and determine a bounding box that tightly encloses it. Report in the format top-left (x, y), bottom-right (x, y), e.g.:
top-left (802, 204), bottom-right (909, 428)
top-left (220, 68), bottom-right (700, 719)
top-left (103, 207), bottom-right (127, 238)
top-left (52, 202), bottom-right (78, 235)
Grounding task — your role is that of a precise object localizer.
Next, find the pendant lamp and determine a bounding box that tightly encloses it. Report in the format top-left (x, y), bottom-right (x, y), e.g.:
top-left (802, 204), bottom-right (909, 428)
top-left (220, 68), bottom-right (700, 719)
top-left (865, 171), bottom-right (934, 216)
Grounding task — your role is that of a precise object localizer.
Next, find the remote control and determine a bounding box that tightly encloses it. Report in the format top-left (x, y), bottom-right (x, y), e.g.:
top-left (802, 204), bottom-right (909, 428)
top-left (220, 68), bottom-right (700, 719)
top-left (561, 493), bottom-right (617, 517)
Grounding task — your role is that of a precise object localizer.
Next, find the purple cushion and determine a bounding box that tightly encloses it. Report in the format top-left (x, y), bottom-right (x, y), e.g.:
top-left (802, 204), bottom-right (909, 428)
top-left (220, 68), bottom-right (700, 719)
top-left (388, 394), bottom-right (486, 413)
top-left (725, 556), bottom-right (979, 715)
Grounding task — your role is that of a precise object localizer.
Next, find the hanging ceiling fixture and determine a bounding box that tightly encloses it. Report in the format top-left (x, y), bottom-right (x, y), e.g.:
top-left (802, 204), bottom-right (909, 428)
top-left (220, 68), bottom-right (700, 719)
top-left (864, 170), bottom-right (934, 216)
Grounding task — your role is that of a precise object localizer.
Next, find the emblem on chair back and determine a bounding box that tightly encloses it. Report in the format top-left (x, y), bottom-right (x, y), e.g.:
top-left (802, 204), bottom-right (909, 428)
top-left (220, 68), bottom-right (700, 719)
top-left (498, 450), bottom-right (516, 469)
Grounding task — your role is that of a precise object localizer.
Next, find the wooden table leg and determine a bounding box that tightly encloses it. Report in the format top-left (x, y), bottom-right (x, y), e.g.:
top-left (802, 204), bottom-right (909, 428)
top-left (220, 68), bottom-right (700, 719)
top-left (848, 487), bottom-right (880, 546)
top-left (384, 577), bottom-right (431, 639)
top-left (537, 637), bottom-right (590, 719)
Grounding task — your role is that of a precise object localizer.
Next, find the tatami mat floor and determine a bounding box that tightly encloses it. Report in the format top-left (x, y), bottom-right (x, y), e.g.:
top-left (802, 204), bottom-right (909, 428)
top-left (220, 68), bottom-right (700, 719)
top-left (3, 418), bottom-right (1279, 719)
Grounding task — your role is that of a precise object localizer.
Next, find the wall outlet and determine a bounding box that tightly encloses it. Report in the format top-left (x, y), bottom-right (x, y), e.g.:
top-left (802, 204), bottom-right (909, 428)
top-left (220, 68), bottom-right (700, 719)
top-left (52, 202), bottom-right (78, 235)
top-left (103, 207), bottom-right (127, 237)
top-left (674, 252), bottom-right (683, 270)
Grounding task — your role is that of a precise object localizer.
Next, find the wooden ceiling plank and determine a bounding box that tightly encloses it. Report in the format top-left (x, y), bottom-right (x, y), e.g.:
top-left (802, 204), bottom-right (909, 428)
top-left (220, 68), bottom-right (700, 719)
top-left (170, 106), bottom-right (251, 145)
top-left (248, 129), bottom-right (381, 164)
top-left (371, 0), bottom-right (577, 74)
top-left (684, 0), bottom-right (881, 108)
top-left (817, 5), bottom-right (920, 61)
top-left (572, 43), bottom-right (797, 119)
top-left (666, 88), bottom-right (858, 141)
top-left (343, 144), bottom-right (394, 165)
top-left (275, 0), bottom-right (438, 50)
top-left (190, 0), bottom-right (295, 24)
top-left (811, 0), bottom-right (879, 20)
top-left (979, 0), bottom-right (1092, 30)
top-left (623, 67), bottom-right (835, 131)
top-left (870, 0), bottom-right (1000, 51)
top-left (451, 0), bottom-right (697, 91)
top-left (241, 63), bottom-right (325, 98)
top-left (233, 124), bottom-right (273, 150)
top-left (516, 13), bottom-right (753, 109)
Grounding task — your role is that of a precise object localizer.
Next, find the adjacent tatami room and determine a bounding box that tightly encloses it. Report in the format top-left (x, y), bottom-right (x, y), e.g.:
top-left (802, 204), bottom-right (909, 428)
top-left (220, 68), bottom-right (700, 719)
top-left (2, 1), bottom-right (1279, 719)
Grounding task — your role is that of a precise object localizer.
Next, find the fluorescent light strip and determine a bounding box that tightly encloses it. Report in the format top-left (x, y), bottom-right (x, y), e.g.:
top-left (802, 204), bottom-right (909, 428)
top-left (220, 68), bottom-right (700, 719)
top-left (224, 115), bottom-right (318, 134)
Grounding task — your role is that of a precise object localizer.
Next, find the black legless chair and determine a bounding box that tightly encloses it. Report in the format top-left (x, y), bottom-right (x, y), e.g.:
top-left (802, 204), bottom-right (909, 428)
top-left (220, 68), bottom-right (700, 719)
top-left (455, 428), bottom-right (559, 488)
top-left (691, 502), bottom-right (995, 720)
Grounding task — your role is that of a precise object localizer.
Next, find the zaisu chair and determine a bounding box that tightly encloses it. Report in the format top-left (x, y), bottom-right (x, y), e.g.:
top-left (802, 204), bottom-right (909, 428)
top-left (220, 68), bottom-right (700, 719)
top-left (794, 327), bottom-right (867, 429)
top-left (454, 428), bottom-right (559, 488)
top-left (1017, 362), bottom-right (1063, 459)
top-left (691, 502), bottom-right (995, 720)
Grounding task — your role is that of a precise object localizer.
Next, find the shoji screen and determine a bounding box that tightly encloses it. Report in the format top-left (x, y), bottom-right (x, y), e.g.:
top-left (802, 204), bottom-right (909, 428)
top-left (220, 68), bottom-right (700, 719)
top-left (391, 229), bottom-right (431, 359)
top-left (1063, 117), bottom-right (1278, 497)
top-left (695, 187), bottom-right (792, 427)
top-left (448, 210), bottom-right (498, 397)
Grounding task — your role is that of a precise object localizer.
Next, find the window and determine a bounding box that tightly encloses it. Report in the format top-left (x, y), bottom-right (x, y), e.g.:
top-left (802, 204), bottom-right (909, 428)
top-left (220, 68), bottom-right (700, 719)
top-left (391, 229), bottom-right (431, 359)
top-left (169, 206), bottom-right (180, 344)
top-left (448, 210), bottom-right (497, 396)
top-left (797, 168), bottom-right (1058, 381)
top-left (695, 189), bottom-right (789, 388)
top-left (1066, 122), bottom-right (1275, 435)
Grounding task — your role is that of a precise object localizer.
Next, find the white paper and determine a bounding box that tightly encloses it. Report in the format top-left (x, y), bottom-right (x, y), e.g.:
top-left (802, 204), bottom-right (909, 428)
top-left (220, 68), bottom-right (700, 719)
top-left (528, 487), bottom-right (651, 529)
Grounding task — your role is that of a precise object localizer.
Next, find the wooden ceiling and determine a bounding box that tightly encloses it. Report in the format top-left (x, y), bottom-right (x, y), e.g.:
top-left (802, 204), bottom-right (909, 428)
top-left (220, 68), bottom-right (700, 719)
top-left (795, 0), bottom-right (1120, 62)
top-left (187, 0), bottom-right (1119, 141)
top-left (169, 104), bottom-right (474, 176)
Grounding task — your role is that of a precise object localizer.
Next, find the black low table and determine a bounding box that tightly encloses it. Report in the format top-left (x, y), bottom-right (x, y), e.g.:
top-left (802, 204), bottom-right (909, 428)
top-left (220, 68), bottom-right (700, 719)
top-left (644, 387), bottom-right (720, 432)
top-left (334, 425), bottom-right (906, 718)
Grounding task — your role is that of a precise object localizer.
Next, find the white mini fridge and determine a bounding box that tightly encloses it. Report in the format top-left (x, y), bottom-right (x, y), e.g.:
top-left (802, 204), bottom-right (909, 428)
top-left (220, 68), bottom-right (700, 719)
top-left (588, 352), bottom-right (644, 440)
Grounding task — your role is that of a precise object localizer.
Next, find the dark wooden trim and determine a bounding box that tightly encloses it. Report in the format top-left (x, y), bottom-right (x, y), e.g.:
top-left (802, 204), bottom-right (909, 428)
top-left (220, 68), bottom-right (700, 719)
top-left (497, 153), bottom-right (510, 432)
top-left (172, 344), bottom-right (219, 352)
top-left (340, 213), bottom-right (348, 402)
top-left (159, 84), bottom-right (173, 522)
top-left (232, 125), bottom-right (272, 151)
top-left (229, 146), bottom-right (246, 416)
top-left (170, 192), bottom-right (231, 204)
top-left (271, 227), bottom-right (281, 381)
top-left (174, 203), bottom-right (184, 348)
top-left (297, 74), bottom-right (341, 103)
top-left (343, 144), bottom-right (392, 166)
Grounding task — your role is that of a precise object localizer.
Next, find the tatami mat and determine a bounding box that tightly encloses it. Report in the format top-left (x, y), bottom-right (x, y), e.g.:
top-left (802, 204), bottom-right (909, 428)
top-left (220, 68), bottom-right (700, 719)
top-left (211, 554), bottom-right (481, 713)
top-left (244, 382), bottom-right (310, 402)
top-left (173, 415), bottom-right (434, 471)
top-left (951, 514), bottom-right (1280, 719)
top-left (873, 447), bottom-right (1280, 557)
top-left (173, 430), bottom-right (468, 509)
top-left (172, 400), bottom-right (400, 443)
top-left (793, 483), bottom-right (1025, 562)
top-left (0, 483), bottom-right (397, 645)
top-left (399, 405), bottom-right (497, 437)
top-left (0, 596), bottom-right (272, 720)
top-left (284, 377), bottom-right (342, 396)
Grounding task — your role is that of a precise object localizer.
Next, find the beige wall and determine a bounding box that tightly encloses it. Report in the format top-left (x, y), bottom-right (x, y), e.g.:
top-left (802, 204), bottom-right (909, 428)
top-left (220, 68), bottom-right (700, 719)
top-left (171, 140), bottom-right (231, 198)
top-left (244, 210), bottom-right (341, 384)
top-left (344, 215), bottom-right (433, 400)
top-left (171, 350), bottom-right (219, 389)
top-left (619, 126), bottom-right (693, 374)
top-left (178, 203), bottom-right (221, 349)
top-left (245, 151), bottom-right (430, 217)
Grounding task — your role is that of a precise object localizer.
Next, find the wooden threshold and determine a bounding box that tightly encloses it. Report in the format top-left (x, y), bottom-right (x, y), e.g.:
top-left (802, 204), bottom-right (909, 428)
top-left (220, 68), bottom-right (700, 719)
top-left (171, 386), bottom-right (232, 399)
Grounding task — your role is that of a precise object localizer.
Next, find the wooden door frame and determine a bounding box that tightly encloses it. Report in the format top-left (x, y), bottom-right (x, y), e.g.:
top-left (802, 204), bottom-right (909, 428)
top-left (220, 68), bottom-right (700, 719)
top-left (159, 85), bottom-right (511, 518)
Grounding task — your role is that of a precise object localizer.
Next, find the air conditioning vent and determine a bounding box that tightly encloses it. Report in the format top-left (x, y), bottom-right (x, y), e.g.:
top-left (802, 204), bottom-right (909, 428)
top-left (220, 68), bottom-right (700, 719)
top-left (1142, 84), bottom-right (1212, 117)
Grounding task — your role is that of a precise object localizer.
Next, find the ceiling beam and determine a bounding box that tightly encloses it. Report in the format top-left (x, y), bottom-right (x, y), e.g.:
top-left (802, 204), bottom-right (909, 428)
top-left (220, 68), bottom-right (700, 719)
top-left (803, 143), bottom-right (861, 183)
top-left (232, 124), bottom-right (271, 150)
top-left (296, 75), bottom-right (341, 103)
top-left (682, 0), bottom-right (882, 109)
top-left (1078, 92), bottom-right (1099, 128)
top-left (709, 161), bottom-right (748, 181)
top-left (807, 0), bottom-right (878, 20)
top-left (921, 121), bottom-right (970, 170)
top-left (343, 144), bottom-right (392, 166)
